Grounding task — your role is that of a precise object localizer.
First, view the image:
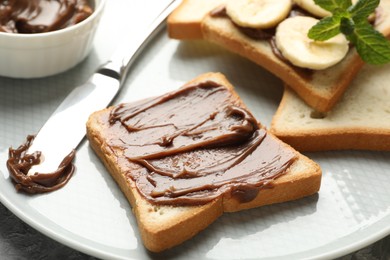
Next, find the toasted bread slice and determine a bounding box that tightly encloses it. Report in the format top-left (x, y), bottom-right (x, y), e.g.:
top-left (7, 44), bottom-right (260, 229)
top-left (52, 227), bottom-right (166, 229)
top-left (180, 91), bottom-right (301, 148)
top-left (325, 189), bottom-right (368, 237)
top-left (86, 72), bottom-right (321, 252)
top-left (270, 64), bottom-right (390, 152)
top-left (168, 0), bottom-right (390, 112)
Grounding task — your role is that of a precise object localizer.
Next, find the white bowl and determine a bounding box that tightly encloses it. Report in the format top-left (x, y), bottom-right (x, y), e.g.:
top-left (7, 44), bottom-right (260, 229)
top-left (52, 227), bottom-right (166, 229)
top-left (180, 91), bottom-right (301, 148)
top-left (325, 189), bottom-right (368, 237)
top-left (0, 0), bottom-right (106, 79)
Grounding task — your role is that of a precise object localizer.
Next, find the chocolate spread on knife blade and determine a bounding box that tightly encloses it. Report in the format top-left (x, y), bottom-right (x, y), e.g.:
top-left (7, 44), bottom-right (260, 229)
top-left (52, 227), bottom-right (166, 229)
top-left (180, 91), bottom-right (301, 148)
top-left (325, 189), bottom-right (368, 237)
top-left (7, 135), bottom-right (75, 194)
top-left (107, 81), bottom-right (297, 205)
top-left (0, 0), bottom-right (93, 33)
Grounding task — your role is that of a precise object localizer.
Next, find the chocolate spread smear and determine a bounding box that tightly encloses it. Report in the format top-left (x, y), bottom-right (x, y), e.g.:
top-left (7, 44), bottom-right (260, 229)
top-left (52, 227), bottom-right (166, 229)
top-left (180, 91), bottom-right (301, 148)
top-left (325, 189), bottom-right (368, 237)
top-left (7, 135), bottom-right (75, 194)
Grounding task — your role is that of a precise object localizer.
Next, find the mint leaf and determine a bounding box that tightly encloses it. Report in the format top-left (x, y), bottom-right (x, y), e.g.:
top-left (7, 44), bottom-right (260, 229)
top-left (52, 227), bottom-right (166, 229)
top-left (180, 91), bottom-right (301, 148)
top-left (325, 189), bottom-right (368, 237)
top-left (352, 23), bottom-right (390, 64)
top-left (349, 0), bottom-right (379, 22)
top-left (308, 16), bottom-right (342, 41)
top-left (314, 0), bottom-right (352, 12)
top-left (309, 0), bottom-right (390, 65)
top-left (339, 17), bottom-right (355, 36)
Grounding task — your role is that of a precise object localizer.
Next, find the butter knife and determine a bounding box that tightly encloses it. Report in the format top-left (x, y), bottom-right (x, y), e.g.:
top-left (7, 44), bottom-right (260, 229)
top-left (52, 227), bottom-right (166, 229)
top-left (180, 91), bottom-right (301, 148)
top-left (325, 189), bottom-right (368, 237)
top-left (26, 0), bottom-right (180, 174)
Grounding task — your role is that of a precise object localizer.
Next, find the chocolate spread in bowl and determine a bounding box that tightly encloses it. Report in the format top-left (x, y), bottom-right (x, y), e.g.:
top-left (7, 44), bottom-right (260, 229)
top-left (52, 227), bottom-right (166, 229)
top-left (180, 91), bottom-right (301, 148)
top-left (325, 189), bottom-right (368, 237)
top-left (105, 81), bottom-right (297, 206)
top-left (0, 0), bottom-right (93, 33)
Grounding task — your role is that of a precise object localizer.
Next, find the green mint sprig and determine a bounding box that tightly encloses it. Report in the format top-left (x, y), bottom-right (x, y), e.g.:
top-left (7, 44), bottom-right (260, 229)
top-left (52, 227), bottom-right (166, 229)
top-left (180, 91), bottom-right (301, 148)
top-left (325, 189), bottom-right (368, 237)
top-left (308, 0), bottom-right (390, 65)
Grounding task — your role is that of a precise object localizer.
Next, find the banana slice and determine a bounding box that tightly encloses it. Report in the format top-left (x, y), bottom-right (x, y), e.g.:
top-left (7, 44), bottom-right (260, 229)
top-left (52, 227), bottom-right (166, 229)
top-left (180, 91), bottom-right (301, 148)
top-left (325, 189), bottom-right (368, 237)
top-left (226, 0), bottom-right (292, 29)
top-left (275, 16), bottom-right (349, 70)
top-left (293, 0), bottom-right (331, 17)
top-left (294, 0), bottom-right (358, 18)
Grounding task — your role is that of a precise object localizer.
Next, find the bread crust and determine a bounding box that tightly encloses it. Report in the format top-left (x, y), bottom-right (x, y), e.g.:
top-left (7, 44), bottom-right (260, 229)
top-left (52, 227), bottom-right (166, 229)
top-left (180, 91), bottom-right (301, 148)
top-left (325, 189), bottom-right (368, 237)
top-left (168, 0), bottom-right (390, 112)
top-left (168, 0), bottom-right (226, 39)
top-left (86, 73), bottom-right (321, 252)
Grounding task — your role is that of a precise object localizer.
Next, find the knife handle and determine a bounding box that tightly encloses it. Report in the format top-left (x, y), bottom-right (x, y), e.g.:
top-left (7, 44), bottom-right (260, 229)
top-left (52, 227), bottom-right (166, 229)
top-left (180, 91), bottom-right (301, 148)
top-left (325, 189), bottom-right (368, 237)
top-left (97, 0), bottom-right (180, 85)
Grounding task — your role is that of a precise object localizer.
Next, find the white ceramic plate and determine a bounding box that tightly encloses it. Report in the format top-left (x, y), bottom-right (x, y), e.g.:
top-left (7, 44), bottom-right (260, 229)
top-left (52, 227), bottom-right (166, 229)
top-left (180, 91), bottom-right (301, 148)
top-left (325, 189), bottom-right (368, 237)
top-left (0, 1), bottom-right (389, 259)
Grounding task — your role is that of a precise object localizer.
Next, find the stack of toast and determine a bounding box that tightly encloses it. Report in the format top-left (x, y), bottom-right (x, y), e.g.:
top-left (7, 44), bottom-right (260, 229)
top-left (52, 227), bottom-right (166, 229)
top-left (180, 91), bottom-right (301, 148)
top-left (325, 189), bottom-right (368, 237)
top-left (168, 0), bottom-right (390, 151)
top-left (85, 0), bottom-right (390, 253)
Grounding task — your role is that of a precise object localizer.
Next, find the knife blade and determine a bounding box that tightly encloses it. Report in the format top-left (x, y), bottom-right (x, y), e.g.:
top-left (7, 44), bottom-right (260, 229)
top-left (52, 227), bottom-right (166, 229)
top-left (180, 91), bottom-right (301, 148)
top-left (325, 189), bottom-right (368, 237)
top-left (26, 0), bottom-right (180, 174)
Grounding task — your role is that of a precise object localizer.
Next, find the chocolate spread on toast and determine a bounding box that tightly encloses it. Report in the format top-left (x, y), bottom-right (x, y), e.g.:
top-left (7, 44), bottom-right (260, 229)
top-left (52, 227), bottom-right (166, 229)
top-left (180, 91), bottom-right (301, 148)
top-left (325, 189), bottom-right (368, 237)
top-left (107, 81), bottom-right (297, 205)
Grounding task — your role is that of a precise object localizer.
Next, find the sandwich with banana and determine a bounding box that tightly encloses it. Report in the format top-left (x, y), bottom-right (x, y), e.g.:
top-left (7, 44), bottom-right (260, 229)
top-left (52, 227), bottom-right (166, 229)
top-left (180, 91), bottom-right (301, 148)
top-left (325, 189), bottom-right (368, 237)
top-left (168, 0), bottom-right (390, 112)
top-left (86, 73), bottom-right (322, 252)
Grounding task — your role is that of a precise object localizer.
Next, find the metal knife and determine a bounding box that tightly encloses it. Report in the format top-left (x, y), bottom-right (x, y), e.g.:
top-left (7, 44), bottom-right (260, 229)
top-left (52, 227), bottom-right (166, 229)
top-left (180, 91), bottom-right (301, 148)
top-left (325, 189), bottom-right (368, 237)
top-left (26, 0), bottom-right (180, 174)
